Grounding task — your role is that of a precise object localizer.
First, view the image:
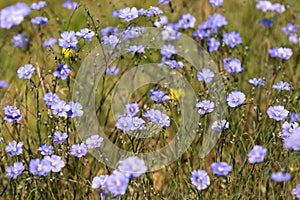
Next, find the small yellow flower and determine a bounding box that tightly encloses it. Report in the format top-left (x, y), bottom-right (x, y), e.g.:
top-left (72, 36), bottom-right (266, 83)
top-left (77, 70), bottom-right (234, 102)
top-left (169, 88), bottom-right (185, 100)
top-left (62, 48), bottom-right (75, 58)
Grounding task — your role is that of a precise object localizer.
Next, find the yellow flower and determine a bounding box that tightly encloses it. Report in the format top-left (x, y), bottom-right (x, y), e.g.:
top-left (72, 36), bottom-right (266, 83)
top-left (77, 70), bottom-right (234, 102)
top-left (62, 48), bottom-right (75, 58)
top-left (169, 88), bottom-right (185, 100)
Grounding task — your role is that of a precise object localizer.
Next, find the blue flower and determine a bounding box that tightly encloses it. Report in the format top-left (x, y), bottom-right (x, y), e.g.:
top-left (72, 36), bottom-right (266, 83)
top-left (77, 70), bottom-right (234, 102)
top-left (52, 131), bottom-right (68, 144)
top-left (70, 143), bottom-right (88, 158)
top-left (58, 31), bottom-right (78, 50)
top-left (256, 1), bottom-right (272, 12)
top-left (161, 25), bottom-right (181, 41)
top-left (272, 81), bottom-right (290, 92)
top-left (0, 3), bottom-right (31, 29)
top-left (227, 90), bottom-right (246, 108)
top-left (211, 162), bottom-right (232, 176)
top-left (207, 38), bottom-right (220, 52)
top-left (106, 66), bottom-right (119, 76)
top-left (196, 100), bottom-right (215, 115)
top-left (125, 102), bottom-right (140, 116)
top-left (209, 0), bottom-right (223, 7)
top-left (128, 45), bottom-right (145, 54)
top-left (85, 135), bottom-right (104, 149)
top-left (0, 80), bottom-right (9, 88)
top-left (116, 115), bottom-right (133, 131)
top-left (132, 117), bottom-right (145, 130)
top-left (12, 34), bottom-right (29, 48)
top-left (292, 184), bottom-right (300, 199)
top-left (92, 175), bottom-right (108, 189)
top-left (160, 44), bottom-right (176, 60)
top-left (197, 68), bottom-right (215, 83)
top-left (268, 47), bottom-right (293, 60)
top-left (143, 109), bottom-right (170, 127)
top-left (208, 14), bottom-right (228, 31)
top-left (76, 28), bottom-right (95, 41)
top-left (31, 16), bottom-right (48, 25)
top-left (116, 7), bottom-right (139, 22)
top-left (150, 89), bottom-right (169, 103)
top-left (106, 170), bottom-right (129, 196)
top-left (154, 16), bottom-right (168, 28)
top-left (141, 6), bottom-right (163, 17)
top-left (29, 158), bottom-right (51, 176)
top-left (259, 19), bottom-right (273, 28)
top-left (30, 1), bottom-right (47, 10)
top-left (43, 38), bottom-right (57, 48)
top-left (53, 63), bottom-right (72, 80)
top-left (267, 105), bottom-right (289, 121)
top-left (211, 119), bottom-right (229, 132)
top-left (6, 162), bottom-right (25, 179)
top-left (122, 26), bottom-right (145, 40)
top-left (17, 64), bottom-right (35, 79)
top-left (270, 172), bottom-right (291, 182)
top-left (223, 58), bottom-right (243, 73)
top-left (38, 144), bottom-right (54, 156)
top-left (43, 155), bottom-right (65, 172)
top-left (284, 132), bottom-right (300, 151)
top-left (158, 0), bottom-right (172, 5)
top-left (270, 3), bottom-right (285, 13)
top-left (5, 141), bottom-right (23, 157)
top-left (248, 145), bottom-right (267, 163)
top-left (248, 78), bottom-right (264, 86)
top-left (282, 23), bottom-right (298, 35)
top-left (222, 32), bottom-right (242, 48)
top-left (51, 100), bottom-right (71, 117)
top-left (163, 60), bottom-right (184, 69)
top-left (177, 13), bottom-right (196, 29)
top-left (289, 34), bottom-right (299, 44)
top-left (280, 122), bottom-right (300, 138)
top-left (3, 105), bottom-right (22, 122)
top-left (42, 92), bottom-right (60, 107)
top-left (62, 0), bottom-right (77, 10)
top-left (67, 102), bottom-right (83, 118)
top-left (191, 169), bottom-right (210, 190)
top-left (101, 26), bottom-right (119, 37)
top-left (118, 156), bottom-right (147, 178)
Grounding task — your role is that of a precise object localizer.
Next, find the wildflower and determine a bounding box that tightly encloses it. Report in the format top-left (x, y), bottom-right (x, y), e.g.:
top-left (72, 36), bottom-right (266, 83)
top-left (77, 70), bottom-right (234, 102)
top-left (196, 100), bottom-right (215, 115)
top-left (131, 117), bottom-right (145, 130)
top-left (118, 156), bottom-right (147, 178)
top-left (248, 145), bottom-right (267, 163)
top-left (211, 162), bottom-right (232, 176)
top-left (223, 58), bottom-right (243, 73)
top-left (92, 175), bottom-right (108, 189)
top-left (43, 155), bottom-right (65, 172)
top-left (43, 38), bottom-right (57, 48)
top-left (289, 34), bottom-right (299, 44)
top-left (85, 135), bottom-right (104, 149)
top-left (267, 105), bottom-right (289, 121)
top-left (256, 1), bottom-right (272, 12)
top-left (284, 132), bottom-right (300, 151)
top-left (158, 0), bottom-right (172, 5)
top-left (160, 44), bottom-right (176, 60)
top-left (128, 45), bottom-right (145, 54)
top-left (248, 78), bottom-right (264, 86)
top-left (76, 28), bottom-right (95, 41)
top-left (290, 113), bottom-right (300, 122)
top-left (29, 158), bottom-right (51, 176)
top-left (6, 162), bottom-right (25, 179)
top-left (282, 23), bottom-right (298, 35)
top-left (30, 1), bottom-right (47, 10)
top-left (272, 81), bottom-right (290, 92)
top-left (125, 102), bottom-right (140, 116)
top-left (58, 31), bottom-right (78, 49)
top-left (31, 16), bottom-right (48, 25)
top-left (116, 115), bottom-right (133, 131)
top-left (106, 170), bottom-right (129, 196)
top-left (116, 7), bottom-right (139, 22)
top-left (270, 172), bottom-right (291, 182)
top-left (209, 0), bottom-right (223, 7)
top-left (163, 60), bottom-right (184, 69)
top-left (101, 26), bottom-right (119, 37)
top-left (227, 90), bottom-right (246, 108)
top-left (177, 14), bottom-right (196, 29)
top-left (259, 19), bottom-right (273, 28)
top-left (270, 3), bottom-right (285, 13)
top-left (197, 68), bottom-right (215, 83)
top-left (53, 63), bottom-right (72, 80)
top-left (122, 26), bottom-right (145, 40)
top-left (42, 92), bottom-right (60, 107)
top-left (142, 6), bottom-right (163, 17)
top-left (211, 119), bottom-right (229, 132)
top-left (154, 16), bottom-right (168, 28)
top-left (62, 0), bottom-right (77, 10)
top-left (191, 169), bottom-right (210, 190)
top-left (143, 109), bottom-right (170, 127)
top-left (52, 131), bottom-right (68, 144)
top-left (5, 141), bottom-right (23, 157)
top-left (17, 64), bottom-right (35, 79)
top-left (67, 102), bottom-right (83, 118)
top-left (161, 25), bottom-right (181, 41)
top-left (0, 80), bottom-right (9, 88)
top-left (280, 121), bottom-right (300, 138)
top-left (208, 14), bottom-right (228, 31)
top-left (292, 184), bottom-right (300, 199)
top-left (12, 34), bottom-right (29, 48)
top-left (106, 66), bottom-right (119, 76)
top-left (51, 100), bottom-right (71, 117)
top-left (0, 2), bottom-right (31, 29)
top-left (222, 32), bottom-right (242, 48)
top-left (150, 89), bottom-right (169, 103)
top-left (3, 106), bottom-right (22, 122)
top-left (268, 47), bottom-right (293, 60)
top-left (70, 143), bottom-right (88, 158)
top-left (207, 38), bottom-right (220, 52)
top-left (38, 144), bottom-right (54, 156)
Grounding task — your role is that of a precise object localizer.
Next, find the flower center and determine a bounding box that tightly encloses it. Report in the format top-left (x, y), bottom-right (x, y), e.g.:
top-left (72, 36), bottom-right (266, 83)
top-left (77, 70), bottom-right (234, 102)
top-left (197, 178), bottom-right (202, 183)
top-left (116, 180), bottom-right (121, 187)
